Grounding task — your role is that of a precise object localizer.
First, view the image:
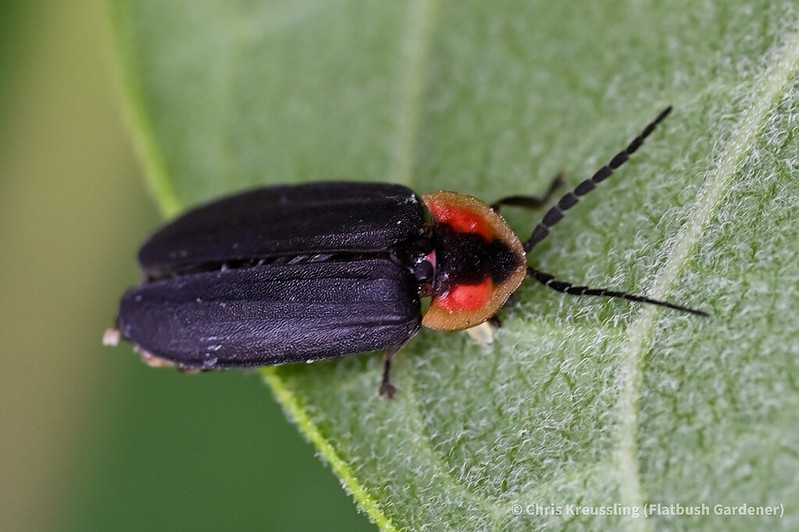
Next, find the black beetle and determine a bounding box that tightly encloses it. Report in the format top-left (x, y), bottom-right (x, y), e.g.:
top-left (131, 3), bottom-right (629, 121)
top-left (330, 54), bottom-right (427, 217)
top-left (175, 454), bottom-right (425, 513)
top-left (106, 106), bottom-right (706, 397)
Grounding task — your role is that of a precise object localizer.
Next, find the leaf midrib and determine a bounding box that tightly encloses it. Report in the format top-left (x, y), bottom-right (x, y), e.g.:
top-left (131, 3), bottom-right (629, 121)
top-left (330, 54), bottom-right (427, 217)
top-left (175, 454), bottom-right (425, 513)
top-left (612, 25), bottom-right (799, 532)
top-left (388, 0), bottom-right (440, 187)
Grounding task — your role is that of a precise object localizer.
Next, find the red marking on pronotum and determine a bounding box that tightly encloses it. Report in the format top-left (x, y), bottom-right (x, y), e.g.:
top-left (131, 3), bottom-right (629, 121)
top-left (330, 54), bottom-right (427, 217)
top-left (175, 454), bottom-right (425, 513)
top-left (437, 278), bottom-right (494, 312)
top-left (424, 199), bottom-right (492, 240)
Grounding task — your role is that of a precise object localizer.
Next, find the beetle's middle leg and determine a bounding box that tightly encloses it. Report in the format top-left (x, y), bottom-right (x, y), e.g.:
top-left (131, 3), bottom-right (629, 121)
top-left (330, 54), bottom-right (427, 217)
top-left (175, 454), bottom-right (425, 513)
top-left (378, 345), bottom-right (402, 399)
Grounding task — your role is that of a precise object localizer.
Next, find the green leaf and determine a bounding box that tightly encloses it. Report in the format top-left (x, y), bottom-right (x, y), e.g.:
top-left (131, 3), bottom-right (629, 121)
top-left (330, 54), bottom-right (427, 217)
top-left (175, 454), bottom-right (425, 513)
top-left (110, 0), bottom-right (799, 530)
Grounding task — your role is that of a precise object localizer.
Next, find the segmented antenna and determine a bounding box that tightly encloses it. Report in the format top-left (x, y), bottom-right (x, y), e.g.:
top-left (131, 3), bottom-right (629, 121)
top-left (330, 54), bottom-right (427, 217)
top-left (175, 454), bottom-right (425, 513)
top-left (528, 267), bottom-right (709, 317)
top-left (523, 106), bottom-right (672, 252)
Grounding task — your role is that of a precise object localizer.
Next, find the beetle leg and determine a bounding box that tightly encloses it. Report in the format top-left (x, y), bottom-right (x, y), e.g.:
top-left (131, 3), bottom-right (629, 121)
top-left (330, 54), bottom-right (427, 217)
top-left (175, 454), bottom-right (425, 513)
top-left (378, 345), bottom-right (403, 399)
top-left (490, 172), bottom-right (564, 212)
top-left (527, 266), bottom-right (709, 316)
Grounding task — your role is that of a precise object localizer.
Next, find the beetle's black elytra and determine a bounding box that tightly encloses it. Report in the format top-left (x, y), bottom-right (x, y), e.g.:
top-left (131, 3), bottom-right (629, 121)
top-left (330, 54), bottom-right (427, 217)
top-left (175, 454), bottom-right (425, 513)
top-left (107, 107), bottom-right (707, 398)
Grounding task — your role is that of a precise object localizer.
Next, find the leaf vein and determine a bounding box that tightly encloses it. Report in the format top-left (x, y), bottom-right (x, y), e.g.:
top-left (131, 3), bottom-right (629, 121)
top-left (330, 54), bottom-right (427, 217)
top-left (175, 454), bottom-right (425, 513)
top-left (613, 22), bottom-right (799, 532)
top-left (388, 0), bottom-right (440, 186)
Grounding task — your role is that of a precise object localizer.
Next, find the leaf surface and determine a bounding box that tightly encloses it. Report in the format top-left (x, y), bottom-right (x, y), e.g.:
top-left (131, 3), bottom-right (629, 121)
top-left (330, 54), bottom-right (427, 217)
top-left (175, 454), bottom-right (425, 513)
top-left (110, 1), bottom-right (799, 529)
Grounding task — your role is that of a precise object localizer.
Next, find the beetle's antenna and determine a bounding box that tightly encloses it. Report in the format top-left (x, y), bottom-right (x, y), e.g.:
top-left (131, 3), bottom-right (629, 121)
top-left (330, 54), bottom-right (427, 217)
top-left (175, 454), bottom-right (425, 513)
top-left (527, 266), bottom-right (709, 316)
top-left (522, 106), bottom-right (672, 253)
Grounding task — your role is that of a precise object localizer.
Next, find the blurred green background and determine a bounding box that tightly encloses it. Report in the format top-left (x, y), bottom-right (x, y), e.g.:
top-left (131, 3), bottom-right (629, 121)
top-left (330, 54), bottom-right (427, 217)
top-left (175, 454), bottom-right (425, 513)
top-left (0, 2), bottom-right (372, 531)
